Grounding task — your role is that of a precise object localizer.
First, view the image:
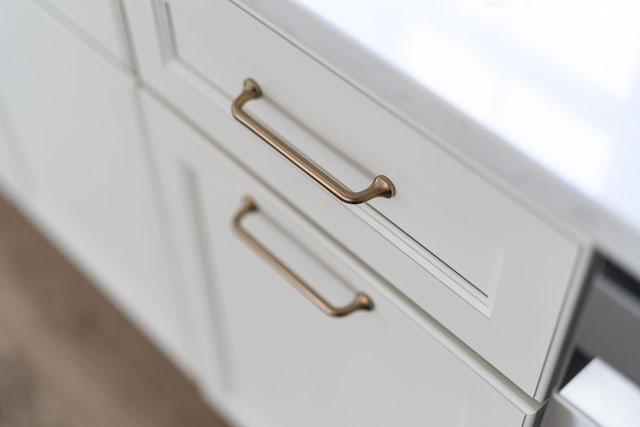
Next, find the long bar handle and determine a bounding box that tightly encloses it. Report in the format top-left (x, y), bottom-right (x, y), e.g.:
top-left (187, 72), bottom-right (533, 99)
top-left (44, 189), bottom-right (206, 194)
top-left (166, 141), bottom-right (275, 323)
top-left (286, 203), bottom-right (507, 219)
top-left (232, 197), bottom-right (373, 317)
top-left (231, 79), bottom-right (395, 204)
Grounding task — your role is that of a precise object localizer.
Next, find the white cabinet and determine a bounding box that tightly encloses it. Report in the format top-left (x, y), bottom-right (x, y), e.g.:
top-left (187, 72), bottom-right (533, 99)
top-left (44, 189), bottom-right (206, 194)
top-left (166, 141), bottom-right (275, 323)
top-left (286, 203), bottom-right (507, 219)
top-left (124, 0), bottom-right (583, 397)
top-left (140, 91), bottom-right (532, 427)
top-left (0, 0), bottom-right (190, 372)
top-left (0, 0), bottom-right (594, 425)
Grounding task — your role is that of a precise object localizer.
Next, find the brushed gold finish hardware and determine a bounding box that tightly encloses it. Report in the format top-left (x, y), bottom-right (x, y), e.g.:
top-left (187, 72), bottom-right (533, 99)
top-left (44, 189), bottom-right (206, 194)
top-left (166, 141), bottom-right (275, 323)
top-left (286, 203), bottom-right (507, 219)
top-left (232, 197), bottom-right (373, 317)
top-left (231, 78), bottom-right (395, 204)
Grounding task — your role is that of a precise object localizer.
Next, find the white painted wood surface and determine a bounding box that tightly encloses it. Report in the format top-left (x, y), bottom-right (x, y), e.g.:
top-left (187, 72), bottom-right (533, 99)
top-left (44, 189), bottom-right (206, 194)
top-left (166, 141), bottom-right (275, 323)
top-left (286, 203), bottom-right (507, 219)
top-left (141, 90), bottom-right (531, 427)
top-left (0, 0), bottom-right (191, 375)
top-left (36, 0), bottom-right (132, 69)
top-left (235, 0), bottom-right (640, 284)
top-left (0, 102), bottom-right (30, 195)
top-left (124, 0), bottom-right (584, 397)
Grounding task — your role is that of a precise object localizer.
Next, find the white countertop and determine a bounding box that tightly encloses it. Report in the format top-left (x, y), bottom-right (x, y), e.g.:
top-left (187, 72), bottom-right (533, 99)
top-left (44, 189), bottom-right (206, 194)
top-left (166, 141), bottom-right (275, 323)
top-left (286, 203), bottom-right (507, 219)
top-left (237, 0), bottom-right (640, 279)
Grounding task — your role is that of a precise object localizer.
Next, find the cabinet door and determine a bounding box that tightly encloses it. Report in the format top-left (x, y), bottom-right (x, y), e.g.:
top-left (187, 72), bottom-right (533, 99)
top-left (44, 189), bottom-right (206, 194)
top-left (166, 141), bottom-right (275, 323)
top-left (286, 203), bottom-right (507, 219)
top-left (142, 91), bottom-right (529, 427)
top-left (0, 0), bottom-right (189, 372)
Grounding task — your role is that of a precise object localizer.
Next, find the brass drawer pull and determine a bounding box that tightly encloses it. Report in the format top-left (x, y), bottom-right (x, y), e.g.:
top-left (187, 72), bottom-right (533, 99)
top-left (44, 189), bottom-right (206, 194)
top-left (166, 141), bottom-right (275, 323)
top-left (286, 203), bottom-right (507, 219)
top-left (231, 79), bottom-right (395, 204)
top-left (232, 197), bottom-right (374, 317)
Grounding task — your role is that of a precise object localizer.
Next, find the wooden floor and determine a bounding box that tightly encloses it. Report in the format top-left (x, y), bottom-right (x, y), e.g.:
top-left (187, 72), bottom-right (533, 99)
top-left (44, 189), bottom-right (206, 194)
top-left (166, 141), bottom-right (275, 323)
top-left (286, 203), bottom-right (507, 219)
top-left (0, 194), bottom-right (230, 427)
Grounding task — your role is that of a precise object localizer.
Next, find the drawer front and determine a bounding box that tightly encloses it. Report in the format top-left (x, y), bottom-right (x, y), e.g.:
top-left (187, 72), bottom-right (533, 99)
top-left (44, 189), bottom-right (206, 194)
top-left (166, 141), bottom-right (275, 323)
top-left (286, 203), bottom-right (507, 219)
top-left (142, 91), bottom-right (530, 427)
top-left (38, 0), bottom-right (130, 67)
top-left (126, 0), bottom-right (581, 395)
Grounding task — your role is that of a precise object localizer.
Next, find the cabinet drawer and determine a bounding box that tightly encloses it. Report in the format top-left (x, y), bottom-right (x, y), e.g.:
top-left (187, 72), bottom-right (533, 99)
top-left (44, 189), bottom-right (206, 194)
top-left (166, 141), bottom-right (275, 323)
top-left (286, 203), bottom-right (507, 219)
top-left (37, 0), bottom-right (130, 67)
top-left (126, 0), bottom-right (581, 396)
top-left (142, 92), bottom-right (531, 427)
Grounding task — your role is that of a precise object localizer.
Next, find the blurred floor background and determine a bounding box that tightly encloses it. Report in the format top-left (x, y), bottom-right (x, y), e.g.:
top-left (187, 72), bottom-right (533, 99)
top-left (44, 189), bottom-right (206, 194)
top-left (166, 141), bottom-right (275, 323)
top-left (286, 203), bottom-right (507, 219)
top-left (0, 193), bottom-right (229, 427)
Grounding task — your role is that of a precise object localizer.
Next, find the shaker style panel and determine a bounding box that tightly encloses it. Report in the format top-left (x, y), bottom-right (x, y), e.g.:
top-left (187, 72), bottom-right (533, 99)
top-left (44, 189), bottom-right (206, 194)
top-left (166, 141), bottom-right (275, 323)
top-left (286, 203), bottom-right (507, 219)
top-left (125, 0), bottom-right (582, 396)
top-left (0, 0), bottom-right (189, 372)
top-left (141, 91), bottom-right (531, 427)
